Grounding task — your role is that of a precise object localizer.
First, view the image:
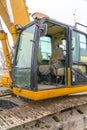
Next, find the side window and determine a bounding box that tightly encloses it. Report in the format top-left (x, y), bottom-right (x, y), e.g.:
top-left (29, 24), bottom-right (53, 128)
top-left (72, 31), bottom-right (87, 85)
top-left (38, 36), bottom-right (52, 64)
top-left (13, 25), bottom-right (36, 88)
top-left (72, 31), bottom-right (87, 62)
top-left (80, 34), bottom-right (87, 62)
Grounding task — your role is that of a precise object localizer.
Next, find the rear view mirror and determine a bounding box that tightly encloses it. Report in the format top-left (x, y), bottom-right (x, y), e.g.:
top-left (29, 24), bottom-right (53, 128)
top-left (40, 24), bottom-right (47, 36)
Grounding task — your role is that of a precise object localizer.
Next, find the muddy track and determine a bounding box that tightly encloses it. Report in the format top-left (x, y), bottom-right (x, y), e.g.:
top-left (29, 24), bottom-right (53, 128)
top-left (0, 91), bottom-right (87, 129)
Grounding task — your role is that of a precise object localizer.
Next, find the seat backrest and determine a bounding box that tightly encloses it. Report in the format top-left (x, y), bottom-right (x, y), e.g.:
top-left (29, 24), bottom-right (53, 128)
top-left (49, 47), bottom-right (64, 64)
top-left (49, 47), bottom-right (65, 76)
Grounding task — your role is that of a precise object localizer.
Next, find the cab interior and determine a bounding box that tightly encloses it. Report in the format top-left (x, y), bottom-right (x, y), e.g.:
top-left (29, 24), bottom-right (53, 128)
top-left (37, 22), bottom-right (67, 90)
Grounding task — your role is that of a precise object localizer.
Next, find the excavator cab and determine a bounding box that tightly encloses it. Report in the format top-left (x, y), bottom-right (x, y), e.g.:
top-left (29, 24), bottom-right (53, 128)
top-left (11, 18), bottom-right (87, 100)
top-left (12, 19), bottom-right (67, 89)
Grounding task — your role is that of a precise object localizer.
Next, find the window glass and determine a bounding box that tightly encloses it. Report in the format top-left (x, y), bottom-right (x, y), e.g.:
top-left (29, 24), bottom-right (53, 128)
top-left (38, 36), bottom-right (52, 64)
top-left (72, 31), bottom-right (87, 62)
top-left (14, 25), bottom-right (36, 88)
top-left (16, 26), bottom-right (35, 67)
top-left (72, 31), bottom-right (87, 85)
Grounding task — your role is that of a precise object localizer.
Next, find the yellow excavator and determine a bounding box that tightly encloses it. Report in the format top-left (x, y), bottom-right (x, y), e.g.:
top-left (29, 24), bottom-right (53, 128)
top-left (0, 0), bottom-right (87, 130)
top-left (1, 11), bottom-right (87, 100)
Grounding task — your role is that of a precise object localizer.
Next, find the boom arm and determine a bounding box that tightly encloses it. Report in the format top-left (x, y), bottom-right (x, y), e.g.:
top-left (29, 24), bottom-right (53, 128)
top-left (0, 0), bottom-right (30, 43)
top-left (0, 0), bottom-right (11, 30)
top-left (0, 0), bottom-right (30, 87)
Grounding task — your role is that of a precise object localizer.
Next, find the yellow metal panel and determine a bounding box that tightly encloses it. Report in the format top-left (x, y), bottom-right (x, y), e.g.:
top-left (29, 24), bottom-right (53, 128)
top-left (9, 24), bottom-right (17, 43)
top-left (10, 0), bottom-right (30, 26)
top-left (0, 1), bottom-right (11, 29)
top-left (0, 32), bottom-right (11, 69)
top-left (68, 67), bottom-right (71, 87)
top-left (1, 72), bottom-right (12, 87)
top-left (13, 85), bottom-right (87, 100)
top-left (0, 0), bottom-right (30, 43)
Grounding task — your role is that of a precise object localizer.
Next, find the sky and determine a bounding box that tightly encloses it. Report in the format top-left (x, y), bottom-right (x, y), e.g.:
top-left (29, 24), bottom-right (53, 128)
top-left (0, 0), bottom-right (87, 46)
top-left (26, 0), bottom-right (87, 27)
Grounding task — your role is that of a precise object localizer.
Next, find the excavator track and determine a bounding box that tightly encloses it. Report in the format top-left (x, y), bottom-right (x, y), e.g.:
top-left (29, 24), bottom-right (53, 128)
top-left (0, 88), bottom-right (12, 97)
top-left (0, 93), bottom-right (87, 130)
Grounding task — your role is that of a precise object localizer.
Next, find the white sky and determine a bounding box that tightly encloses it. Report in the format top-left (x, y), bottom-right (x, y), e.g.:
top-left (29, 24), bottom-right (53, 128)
top-left (0, 0), bottom-right (87, 47)
top-left (26, 0), bottom-right (87, 26)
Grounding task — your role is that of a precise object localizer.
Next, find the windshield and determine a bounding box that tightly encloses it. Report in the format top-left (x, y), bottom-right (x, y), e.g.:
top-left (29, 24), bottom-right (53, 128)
top-left (13, 24), bottom-right (36, 88)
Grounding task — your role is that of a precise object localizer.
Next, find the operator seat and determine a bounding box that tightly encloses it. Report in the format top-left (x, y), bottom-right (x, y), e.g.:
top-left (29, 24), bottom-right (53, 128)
top-left (50, 47), bottom-right (65, 84)
top-left (38, 48), bottom-right (50, 73)
top-left (38, 47), bottom-right (65, 85)
top-left (38, 48), bottom-right (51, 84)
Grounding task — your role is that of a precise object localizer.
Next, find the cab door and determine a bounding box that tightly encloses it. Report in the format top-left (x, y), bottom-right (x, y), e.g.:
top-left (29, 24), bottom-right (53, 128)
top-left (71, 30), bottom-right (87, 85)
top-left (12, 24), bottom-right (36, 89)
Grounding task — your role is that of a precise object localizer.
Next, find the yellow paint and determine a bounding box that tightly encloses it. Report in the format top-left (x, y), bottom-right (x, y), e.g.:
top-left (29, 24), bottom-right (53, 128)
top-left (68, 67), bottom-right (71, 87)
top-left (10, 24), bottom-right (18, 44)
top-left (0, 0), bottom-right (11, 29)
top-left (0, 0), bottom-right (30, 30)
top-left (0, 0), bottom-right (30, 43)
top-left (0, 32), bottom-right (11, 69)
top-left (9, 0), bottom-right (30, 43)
top-left (13, 85), bottom-right (87, 100)
top-left (1, 72), bottom-right (12, 87)
top-left (10, 0), bottom-right (30, 26)
top-left (0, 31), bottom-right (12, 87)
top-left (0, 0), bottom-right (30, 86)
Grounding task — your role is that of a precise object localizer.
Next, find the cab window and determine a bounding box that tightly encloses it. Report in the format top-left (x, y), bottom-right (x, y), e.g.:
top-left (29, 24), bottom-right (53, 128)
top-left (72, 31), bottom-right (87, 85)
top-left (38, 36), bottom-right (52, 64)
